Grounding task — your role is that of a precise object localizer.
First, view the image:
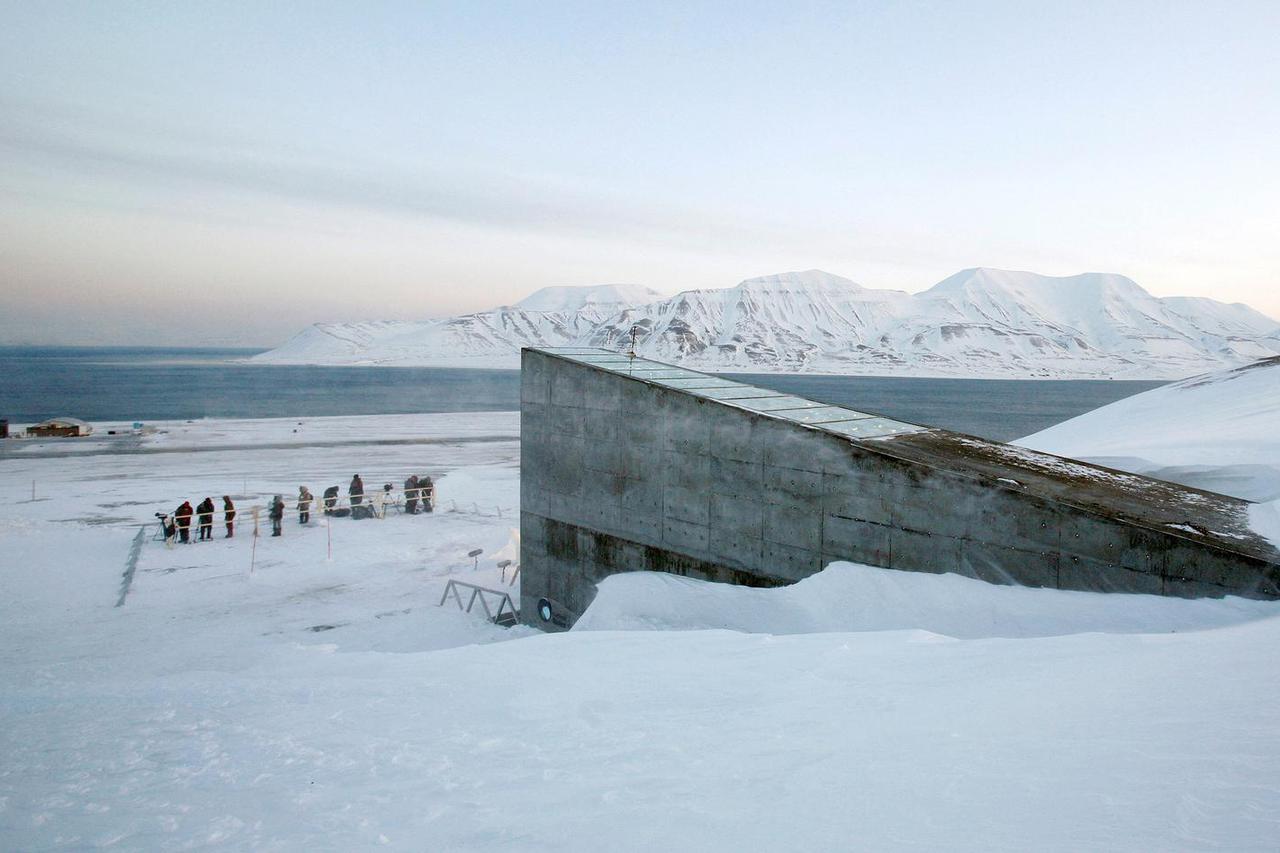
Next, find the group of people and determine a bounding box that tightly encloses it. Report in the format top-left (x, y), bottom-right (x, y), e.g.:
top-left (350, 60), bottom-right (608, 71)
top-left (159, 473), bottom-right (436, 543)
top-left (403, 474), bottom-right (435, 515)
top-left (162, 496), bottom-right (236, 544)
top-left (272, 474), bottom-right (436, 534)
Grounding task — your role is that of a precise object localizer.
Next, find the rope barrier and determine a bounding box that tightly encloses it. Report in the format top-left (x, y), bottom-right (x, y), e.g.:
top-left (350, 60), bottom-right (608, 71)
top-left (153, 490), bottom-right (514, 546)
top-left (159, 486), bottom-right (437, 522)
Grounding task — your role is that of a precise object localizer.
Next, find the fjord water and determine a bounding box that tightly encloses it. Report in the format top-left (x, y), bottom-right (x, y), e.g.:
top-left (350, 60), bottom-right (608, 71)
top-left (1, 348), bottom-right (1165, 441)
top-left (0, 348), bottom-right (519, 423)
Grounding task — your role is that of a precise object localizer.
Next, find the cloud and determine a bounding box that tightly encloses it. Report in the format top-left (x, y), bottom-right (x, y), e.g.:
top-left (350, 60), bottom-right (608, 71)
top-left (0, 97), bottom-right (966, 271)
top-left (0, 99), bottom-right (737, 248)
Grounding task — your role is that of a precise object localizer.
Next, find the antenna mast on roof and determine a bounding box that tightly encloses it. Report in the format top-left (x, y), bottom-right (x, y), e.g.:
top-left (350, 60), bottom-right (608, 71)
top-left (627, 324), bottom-right (639, 359)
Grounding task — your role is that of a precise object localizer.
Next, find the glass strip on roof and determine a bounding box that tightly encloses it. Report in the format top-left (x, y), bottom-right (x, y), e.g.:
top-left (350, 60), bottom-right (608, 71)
top-left (601, 362), bottom-right (693, 373)
top-left (565, 353), bottom-right (652, 364)
top-left (821, 417), bottom-right (925, 438)
top-left (780, 406), bottom-right (875, 424)
top-left (648, 377), bottom-right (744, 390)
top-left (574, 357), bottom-right (639, 366)
top-left (693, 386), bottom-right (786, 400)
top-left (631, 372), bottom-right (703, 380)
top-left (730, 395), bottom-right (829, 412)
top-left (601, 362), bottom-right (671, 372)
top-left (621, 367), bottom-right (700, 375)
top-left (538, 348), bottom-right (924, 441)
top-left (591, 363), bottom-right (692, 373)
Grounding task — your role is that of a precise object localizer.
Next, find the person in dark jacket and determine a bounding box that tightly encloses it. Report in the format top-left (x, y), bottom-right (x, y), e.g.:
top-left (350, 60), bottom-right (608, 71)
top-left (223, 496), bottom-right (236, 538)
top-left (418, 475), bottom-right (434, 513)
top-left (196, 497), bottom-right (215, 540)
top-left (174, 500), bottom-right (194, 543)
top-left (298, 486), bottom-right (313, 525)
top-left (404, 474), bottom-right (419, 515)
top-left (269, 495), bottom-right (285, 536)
top-left (322, 485), bottom-right (339, 514)
top-left (349, 474), bottom-right (364, 507)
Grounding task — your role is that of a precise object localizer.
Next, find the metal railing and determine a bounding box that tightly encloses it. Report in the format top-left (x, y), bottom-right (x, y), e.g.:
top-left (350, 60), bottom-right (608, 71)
top-left (439, 579), bottom-right (519, 626)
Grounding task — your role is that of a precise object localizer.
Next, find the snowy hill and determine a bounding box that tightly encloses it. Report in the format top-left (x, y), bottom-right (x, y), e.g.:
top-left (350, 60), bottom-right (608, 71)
top-left (895, 268), bottom-right (1275, 377)
top-left (514, 283), bottom-right (662, 315)
top-left (583, 270), bottom-right (914, 372)
top-left (255, 269), bottom-right (1280, 378)
top-left (1161, 295), bottom-right (1280, 338)
top-left (1017, 356), bottom-right (1280, 503)
top-left (257, 284), bottom-right (664, 368)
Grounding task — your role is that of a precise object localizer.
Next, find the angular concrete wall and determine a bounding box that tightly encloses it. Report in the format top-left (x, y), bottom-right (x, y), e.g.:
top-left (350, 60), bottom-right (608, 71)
top-left (520, 348), bottom-right (1280, 629)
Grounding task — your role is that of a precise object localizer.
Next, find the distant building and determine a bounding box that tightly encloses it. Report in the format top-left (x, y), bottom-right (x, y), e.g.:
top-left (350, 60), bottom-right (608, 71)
top-left (26, 417), bottom-right (93, 438)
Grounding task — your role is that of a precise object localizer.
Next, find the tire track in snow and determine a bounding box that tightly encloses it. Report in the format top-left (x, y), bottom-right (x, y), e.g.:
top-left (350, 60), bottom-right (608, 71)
top-left (115, 525), bottom-right (147, 607)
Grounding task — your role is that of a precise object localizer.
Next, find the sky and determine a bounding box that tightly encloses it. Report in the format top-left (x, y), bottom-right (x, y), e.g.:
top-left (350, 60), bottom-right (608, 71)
top-left (1, 1), bottom-right (1277, 347)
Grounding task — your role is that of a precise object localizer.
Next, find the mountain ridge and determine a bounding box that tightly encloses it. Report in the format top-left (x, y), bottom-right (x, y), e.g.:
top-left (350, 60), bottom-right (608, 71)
top-left (254, 269), bottom-right (1280, 379)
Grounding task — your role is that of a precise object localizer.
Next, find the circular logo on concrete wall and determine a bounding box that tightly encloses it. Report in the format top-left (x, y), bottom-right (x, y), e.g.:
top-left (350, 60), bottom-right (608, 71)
top-left (538, 598), bottom-right (553, 622)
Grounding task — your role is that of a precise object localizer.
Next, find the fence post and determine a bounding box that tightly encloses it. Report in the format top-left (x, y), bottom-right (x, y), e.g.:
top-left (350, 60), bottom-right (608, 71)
top-left (250, 507), bottom-right (260, 575)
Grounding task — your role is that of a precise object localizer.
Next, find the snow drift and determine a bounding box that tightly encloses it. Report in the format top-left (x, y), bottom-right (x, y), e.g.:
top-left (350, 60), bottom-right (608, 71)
top-left (255, 268), bottom-right (1280, 378)
top-left (574, 563), bottom-right (1279, 639)
top-left (1018, 356), bottom-right (1280, 502)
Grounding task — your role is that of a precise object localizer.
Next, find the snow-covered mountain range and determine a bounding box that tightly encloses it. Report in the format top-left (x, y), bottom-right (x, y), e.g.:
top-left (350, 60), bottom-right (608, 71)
top-left (258, 284), bottom-right (663, 367)
top-left (255, 269), bottom-right (1280, 379)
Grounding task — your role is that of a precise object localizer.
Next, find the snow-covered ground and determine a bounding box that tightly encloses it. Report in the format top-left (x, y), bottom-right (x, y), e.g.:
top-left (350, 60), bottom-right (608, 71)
top-left (1, 413), bottom-right (530, 848)
top-left (5, 411), bottom-right (1280, 850)
top-left (1018, 357), bottom-right (1280, 549)
top-left (1017, 357), bottom-right (1280, 498)
top-left (576, 561), bottom-right (1277, 638)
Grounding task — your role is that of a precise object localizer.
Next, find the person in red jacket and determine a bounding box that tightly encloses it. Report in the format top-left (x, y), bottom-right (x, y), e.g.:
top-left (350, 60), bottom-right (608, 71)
top-left (174, 501), bottom-right (194, 544)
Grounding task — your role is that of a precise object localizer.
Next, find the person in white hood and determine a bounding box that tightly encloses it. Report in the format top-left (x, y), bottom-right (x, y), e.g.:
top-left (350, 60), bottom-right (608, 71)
top-left (371, 483), bottom-right (393, 518)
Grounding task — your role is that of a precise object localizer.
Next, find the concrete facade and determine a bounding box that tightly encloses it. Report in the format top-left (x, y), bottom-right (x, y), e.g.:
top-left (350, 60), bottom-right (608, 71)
top-left (520, 348), bottom-right (1280, 629)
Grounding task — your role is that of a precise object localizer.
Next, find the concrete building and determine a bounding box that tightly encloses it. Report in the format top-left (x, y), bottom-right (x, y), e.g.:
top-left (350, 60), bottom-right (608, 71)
top-left (520, 347), bottom-right (1280, 629)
